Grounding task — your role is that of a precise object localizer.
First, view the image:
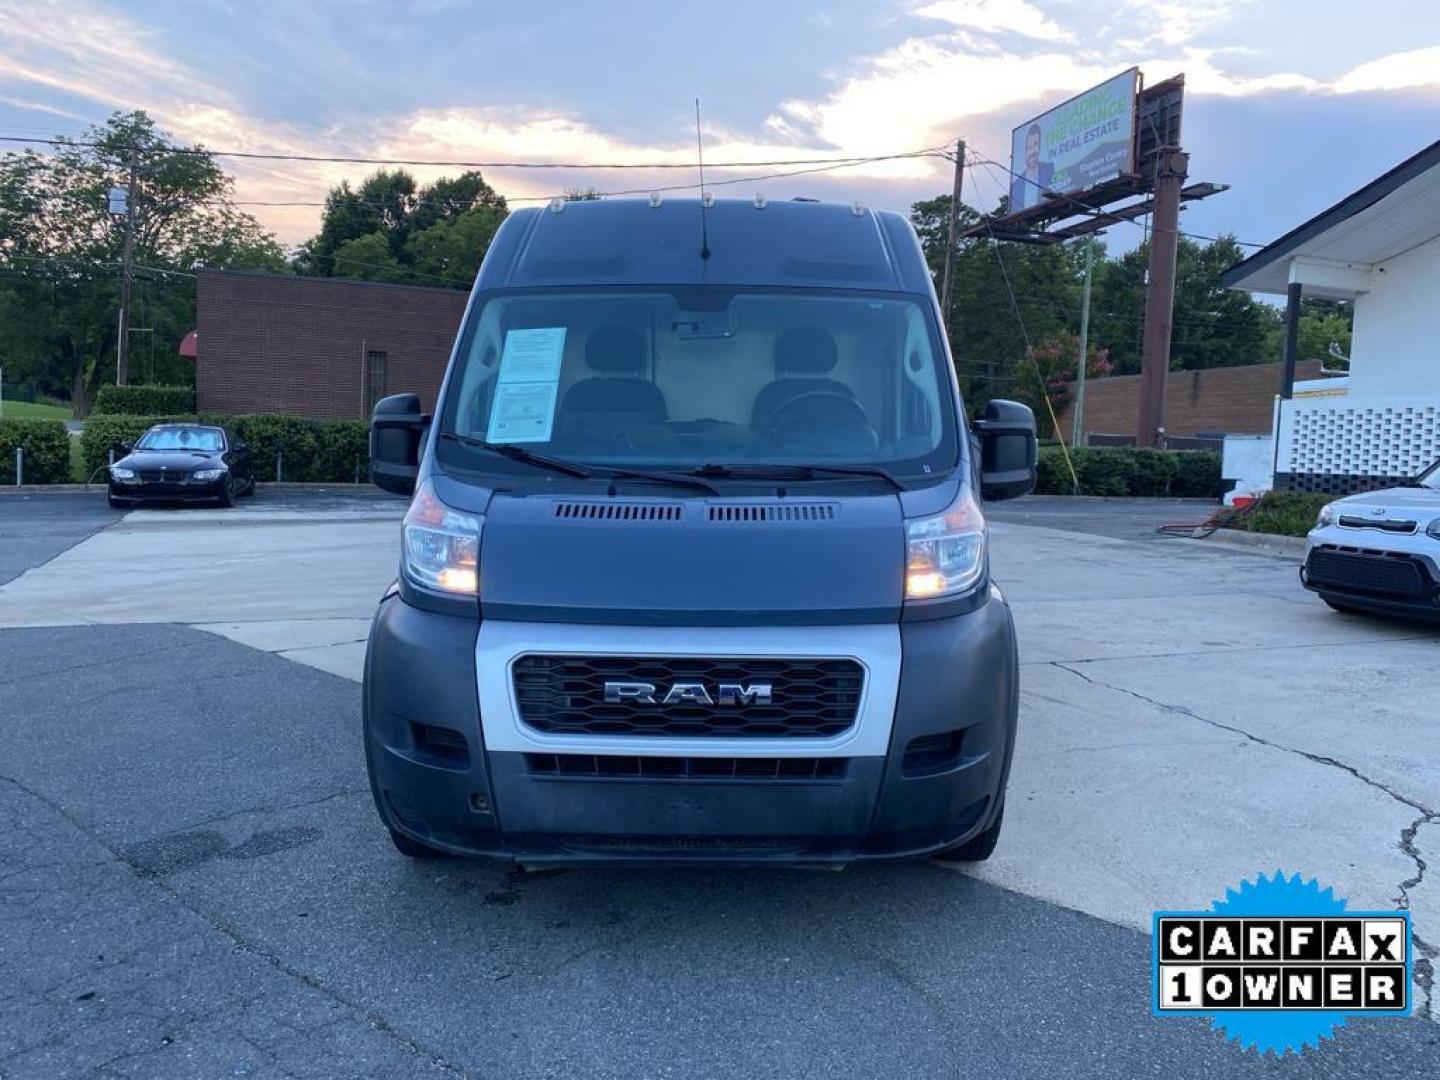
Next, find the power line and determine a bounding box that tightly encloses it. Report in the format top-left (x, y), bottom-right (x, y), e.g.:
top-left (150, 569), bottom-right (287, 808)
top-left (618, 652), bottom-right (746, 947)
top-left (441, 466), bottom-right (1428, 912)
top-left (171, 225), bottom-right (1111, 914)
top-left (8, 147), bottom-right (951, 219)
top-left (0, 134), bottom-right (949, 172)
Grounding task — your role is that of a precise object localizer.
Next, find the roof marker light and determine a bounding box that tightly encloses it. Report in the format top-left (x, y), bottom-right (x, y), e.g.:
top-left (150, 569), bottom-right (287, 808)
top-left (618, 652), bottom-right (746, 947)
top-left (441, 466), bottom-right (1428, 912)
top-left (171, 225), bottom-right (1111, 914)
top-left (548, 197), bottom-right (565, 214)
top-left (851, 201), bottom-right (866, 216)
top-left (649, 191), bottom-right (663, 208)
top-left (753, 194), bottom-right (767, 209)
top-left (702, 191), bottom-right (715, 208)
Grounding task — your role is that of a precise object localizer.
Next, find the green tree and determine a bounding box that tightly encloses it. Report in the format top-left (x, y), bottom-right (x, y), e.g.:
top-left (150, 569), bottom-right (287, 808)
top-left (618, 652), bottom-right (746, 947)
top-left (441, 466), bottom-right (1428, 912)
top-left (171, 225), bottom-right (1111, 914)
top-left (911, 193), bottom-right (1085, 412)
top-left (1297, 298), bottom-right (1352, 369)
top-left (296, 169), bottom-right (507, 287)
top-left (330, 231), bottom-right (405, 282)
top-left (0, 111), bottom-right (283, 413)
top-left (1089, 235), bottom-right (1282, 375)
top-left (405, 206), bottom-right (506, 286)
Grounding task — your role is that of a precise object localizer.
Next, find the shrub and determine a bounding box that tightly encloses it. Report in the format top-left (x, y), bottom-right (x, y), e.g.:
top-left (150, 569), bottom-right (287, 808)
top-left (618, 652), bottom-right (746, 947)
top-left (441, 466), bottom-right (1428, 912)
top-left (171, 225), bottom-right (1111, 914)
top-left (311, 419), bottom-right (371, 484)
top-left (1034, 445), bottom-right (1221, 498)
top-left (1227, 491), bottom-right (1330, 537)
top-left (93, 384), bottom-right (196, 415)
top-left (0, 418), bottom-right (71, 484)
top-left (1126, 448), bottom-right (1179, 497)
top-left (225, 414), bottom-right (320, 481)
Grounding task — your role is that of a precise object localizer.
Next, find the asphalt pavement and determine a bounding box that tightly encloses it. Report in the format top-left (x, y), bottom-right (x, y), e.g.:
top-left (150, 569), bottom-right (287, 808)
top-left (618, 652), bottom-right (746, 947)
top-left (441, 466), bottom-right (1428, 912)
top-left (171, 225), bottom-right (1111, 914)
top-left (1, 492), bottom-right (1438, 1078)
top-left (0, 493), bottom-right (122, 585)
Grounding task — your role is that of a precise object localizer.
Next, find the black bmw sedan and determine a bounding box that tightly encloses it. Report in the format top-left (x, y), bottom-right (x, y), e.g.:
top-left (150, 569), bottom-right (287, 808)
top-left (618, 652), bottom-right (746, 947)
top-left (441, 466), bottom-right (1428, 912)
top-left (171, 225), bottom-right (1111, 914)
top-left (107, 423), bottom-right (256, 508)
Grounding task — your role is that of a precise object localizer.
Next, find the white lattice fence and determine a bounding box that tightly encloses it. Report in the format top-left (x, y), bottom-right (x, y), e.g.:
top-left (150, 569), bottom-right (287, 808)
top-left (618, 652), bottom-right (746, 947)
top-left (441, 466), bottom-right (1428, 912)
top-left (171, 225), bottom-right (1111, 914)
top-left (1277, 395), bottom-right (1440, 492)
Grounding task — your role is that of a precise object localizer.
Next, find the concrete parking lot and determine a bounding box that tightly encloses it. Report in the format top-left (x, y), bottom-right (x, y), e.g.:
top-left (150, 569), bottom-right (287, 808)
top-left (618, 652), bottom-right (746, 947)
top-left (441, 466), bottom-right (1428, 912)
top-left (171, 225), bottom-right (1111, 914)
top-left (1, 490), bottom-right (1438, 1078)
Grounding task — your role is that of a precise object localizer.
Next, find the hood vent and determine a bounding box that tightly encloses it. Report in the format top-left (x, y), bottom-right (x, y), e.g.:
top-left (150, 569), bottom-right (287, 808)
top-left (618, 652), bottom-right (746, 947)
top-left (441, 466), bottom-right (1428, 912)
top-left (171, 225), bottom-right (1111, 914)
top-left (708, 503), bottom-right (837, 523)
top-left (553, 501), bottom-right (683, 522)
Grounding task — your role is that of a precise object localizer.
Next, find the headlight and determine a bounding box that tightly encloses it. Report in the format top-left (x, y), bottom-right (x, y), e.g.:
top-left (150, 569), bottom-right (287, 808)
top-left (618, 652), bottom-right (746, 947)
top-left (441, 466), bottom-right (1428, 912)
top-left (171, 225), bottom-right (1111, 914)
top-left (905, 488), bottom-right (987, 600)
top-left (1315, 502), bottom-right (1338, 528)
top-left (110, 466), bottom-right (136, 480)
top-left (402, 479), bottom-right (480, 595)
top-left (1426, 518), bottom-right (1440, 540)
top-left (192, 468), bottom-right (225, 481)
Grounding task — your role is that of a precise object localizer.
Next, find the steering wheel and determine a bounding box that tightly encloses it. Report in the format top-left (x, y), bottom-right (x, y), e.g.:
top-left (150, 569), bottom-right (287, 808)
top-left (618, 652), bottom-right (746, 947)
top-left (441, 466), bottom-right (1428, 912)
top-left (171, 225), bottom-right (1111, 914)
top-left (767, 391), bottom-right (871, 433)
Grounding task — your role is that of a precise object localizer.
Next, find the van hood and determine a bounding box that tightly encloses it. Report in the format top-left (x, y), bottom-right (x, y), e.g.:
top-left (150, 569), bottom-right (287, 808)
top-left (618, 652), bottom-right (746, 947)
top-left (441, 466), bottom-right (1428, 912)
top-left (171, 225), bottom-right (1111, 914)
top-left (477, 491), bottom-right (905, 625)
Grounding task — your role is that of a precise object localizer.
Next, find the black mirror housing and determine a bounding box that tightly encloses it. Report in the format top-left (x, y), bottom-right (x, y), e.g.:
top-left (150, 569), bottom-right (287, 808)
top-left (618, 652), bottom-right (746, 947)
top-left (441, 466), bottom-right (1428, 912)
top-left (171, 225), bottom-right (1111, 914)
top-left (370, 392), bottom-right (430, 496)
top-left (972, 399), bottom-right (1038, 502)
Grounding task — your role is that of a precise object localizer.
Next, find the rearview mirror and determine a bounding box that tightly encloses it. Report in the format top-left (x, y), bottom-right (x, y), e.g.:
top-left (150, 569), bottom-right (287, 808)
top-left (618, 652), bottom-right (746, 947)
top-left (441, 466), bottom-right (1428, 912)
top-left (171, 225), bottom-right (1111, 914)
top-left (370, 393), bottom-right (430, 496)
top-left (972, 399), bottom-right (1037, 502)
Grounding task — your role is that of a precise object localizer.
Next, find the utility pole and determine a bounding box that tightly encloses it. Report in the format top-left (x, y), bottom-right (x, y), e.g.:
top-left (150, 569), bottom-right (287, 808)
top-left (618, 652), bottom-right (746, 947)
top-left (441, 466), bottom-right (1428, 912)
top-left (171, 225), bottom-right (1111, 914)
top-left (1071, 237), bottom-right (1095, 449)
top-left (1136, 148), bottom-right (1187, 448)
top-left (939, 139), bottom-right (965, 338)
top-left (116, 149), bottom-right (139, 387)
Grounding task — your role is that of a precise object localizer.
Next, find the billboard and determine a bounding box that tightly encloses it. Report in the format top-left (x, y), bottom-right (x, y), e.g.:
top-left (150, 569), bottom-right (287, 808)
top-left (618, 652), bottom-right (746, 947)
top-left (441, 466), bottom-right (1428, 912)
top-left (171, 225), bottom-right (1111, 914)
top-left (1009, 69), bottom-right (1138, 213)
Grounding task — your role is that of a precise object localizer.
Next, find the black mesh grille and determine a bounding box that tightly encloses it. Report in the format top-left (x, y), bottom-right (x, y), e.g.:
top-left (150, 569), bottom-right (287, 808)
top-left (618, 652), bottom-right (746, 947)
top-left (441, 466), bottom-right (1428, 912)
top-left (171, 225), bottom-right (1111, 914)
top-left (1307, 547), bottom-right (1433, 598)
top-left (139, 469), bottom-right (189, 483)
top-left (512, 655), bottom-right (863, 738)
top-left (526, 753), bottom-right (848, 780)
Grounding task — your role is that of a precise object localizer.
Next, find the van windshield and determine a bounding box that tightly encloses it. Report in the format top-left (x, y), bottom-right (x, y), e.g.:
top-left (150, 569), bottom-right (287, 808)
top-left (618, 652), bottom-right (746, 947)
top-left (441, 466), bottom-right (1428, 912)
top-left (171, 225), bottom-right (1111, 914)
top-left (439, 287), bottom-right (959, 479)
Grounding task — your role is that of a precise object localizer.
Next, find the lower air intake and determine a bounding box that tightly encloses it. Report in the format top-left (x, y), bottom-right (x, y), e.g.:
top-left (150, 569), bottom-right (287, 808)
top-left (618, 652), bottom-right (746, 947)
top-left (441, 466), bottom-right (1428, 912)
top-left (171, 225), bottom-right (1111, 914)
top-left (525, 754), bottom-right (848, 781)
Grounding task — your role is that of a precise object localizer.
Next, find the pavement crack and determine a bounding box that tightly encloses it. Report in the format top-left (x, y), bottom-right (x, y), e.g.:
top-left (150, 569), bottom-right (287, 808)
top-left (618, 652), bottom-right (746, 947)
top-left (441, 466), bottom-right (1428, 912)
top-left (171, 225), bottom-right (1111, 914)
top-left (0, 771), bottom-right (472, 1078)
top-left (1052, 659), bottom-right (1440, 1022)
top-left (157, 785), bottom-right (371, 836)
top-left (1050, 661), bottom-right (1435, 819)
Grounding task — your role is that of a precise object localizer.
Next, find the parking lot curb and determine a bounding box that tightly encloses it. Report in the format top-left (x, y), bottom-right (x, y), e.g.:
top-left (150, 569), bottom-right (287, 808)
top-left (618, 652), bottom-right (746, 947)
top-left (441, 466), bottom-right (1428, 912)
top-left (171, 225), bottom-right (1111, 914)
top-left (0, 484), bottom-right (96, 493)
top-left (1200, 527), bottom-right (1307, 557)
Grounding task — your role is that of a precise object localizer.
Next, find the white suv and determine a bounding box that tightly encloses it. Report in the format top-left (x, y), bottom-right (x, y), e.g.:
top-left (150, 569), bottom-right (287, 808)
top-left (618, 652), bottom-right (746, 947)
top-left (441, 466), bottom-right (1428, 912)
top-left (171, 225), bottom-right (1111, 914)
top-left (1302, 459), bottom-right (1440, 620)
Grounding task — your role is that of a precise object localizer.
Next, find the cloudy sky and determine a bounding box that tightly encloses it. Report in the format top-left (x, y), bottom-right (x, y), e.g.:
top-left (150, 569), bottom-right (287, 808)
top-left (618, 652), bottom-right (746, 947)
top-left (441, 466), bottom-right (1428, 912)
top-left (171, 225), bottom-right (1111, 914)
top-left (2, 0), bottom-right (1438, 257)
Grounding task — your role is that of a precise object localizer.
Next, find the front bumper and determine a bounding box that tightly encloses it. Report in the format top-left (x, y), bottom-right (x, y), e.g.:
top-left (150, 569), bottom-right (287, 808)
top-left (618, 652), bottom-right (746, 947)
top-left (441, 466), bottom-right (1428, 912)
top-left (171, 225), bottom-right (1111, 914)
top-left (109, 478), bottom-right (226, 502)
top-left (1302, 533), bottom-right (1440, 619)
top-left (363, 594), bottom-right (1019, 865)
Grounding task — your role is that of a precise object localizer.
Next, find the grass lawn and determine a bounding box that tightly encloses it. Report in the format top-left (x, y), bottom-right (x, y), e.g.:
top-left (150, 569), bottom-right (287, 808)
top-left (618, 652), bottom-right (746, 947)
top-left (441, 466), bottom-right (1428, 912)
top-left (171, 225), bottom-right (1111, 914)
top-left (1, 399), bottom-right (73, 421)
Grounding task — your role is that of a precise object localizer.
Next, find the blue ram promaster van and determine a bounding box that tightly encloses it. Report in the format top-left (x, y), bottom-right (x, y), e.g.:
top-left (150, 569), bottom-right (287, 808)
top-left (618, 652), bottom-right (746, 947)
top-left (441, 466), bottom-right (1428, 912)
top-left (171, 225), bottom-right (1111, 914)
top-left (365, 196), bottom-right (1037, 866)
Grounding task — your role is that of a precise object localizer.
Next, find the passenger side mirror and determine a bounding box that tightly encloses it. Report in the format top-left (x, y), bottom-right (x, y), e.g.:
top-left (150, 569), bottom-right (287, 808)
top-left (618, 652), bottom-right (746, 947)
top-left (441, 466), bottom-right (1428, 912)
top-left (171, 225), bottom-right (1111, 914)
top-left (370, 392), bottom-right (430, 496)
top-left (972, 399), bottom-right (1037, 502)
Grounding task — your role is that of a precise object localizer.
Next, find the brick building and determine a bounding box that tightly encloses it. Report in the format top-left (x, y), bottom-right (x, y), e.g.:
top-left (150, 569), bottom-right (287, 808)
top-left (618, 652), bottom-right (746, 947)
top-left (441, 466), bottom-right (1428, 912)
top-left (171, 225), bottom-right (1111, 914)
top-left (1053, 359), bottom-right (1329, 444)
top-left (196, 271), bottom-right (469, 419)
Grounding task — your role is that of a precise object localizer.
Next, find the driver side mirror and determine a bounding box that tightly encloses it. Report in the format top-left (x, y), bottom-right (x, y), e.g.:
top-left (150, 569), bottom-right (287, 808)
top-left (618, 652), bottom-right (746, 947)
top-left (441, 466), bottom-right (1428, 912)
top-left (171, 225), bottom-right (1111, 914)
top-left (115, 441), bottom-right (133, 456)
top-left (370, 392), bottom-right (430, 496)
top-left (972, 399), bottom-right (1037, 502)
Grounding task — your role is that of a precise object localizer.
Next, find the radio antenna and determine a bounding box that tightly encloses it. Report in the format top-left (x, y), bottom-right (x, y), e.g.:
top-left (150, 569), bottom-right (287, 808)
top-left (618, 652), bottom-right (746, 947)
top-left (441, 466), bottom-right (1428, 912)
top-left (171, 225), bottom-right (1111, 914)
top-left (695, 98), bottom-right (711, 260)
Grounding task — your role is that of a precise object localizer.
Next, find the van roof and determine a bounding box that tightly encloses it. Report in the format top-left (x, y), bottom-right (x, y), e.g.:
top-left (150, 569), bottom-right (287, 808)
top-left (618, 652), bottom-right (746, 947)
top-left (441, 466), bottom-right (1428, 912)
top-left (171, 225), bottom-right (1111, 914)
top-left (475, 198), bottom-right (934, 295)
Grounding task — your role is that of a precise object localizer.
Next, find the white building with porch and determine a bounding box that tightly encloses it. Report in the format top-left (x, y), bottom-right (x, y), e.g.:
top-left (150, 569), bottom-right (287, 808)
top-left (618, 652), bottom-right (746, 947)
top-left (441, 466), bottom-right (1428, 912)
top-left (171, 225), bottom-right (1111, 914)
top-left (1222, 137), bottom-right (1440, 494)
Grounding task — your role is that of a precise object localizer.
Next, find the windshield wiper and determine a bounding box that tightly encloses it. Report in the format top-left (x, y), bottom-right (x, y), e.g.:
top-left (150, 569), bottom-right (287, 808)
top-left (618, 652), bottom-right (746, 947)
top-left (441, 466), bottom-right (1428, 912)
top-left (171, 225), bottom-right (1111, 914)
top-left (441, 432), bottom-right (592, 478)
top-left (441, 432), bottom-right (722, 494)
top-left (689, 462), bottom-right (906, 492)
